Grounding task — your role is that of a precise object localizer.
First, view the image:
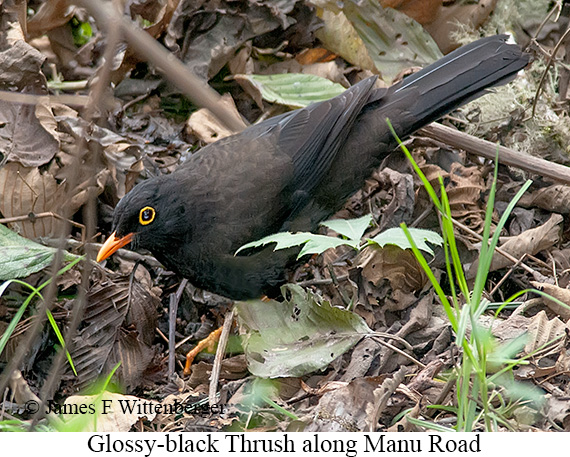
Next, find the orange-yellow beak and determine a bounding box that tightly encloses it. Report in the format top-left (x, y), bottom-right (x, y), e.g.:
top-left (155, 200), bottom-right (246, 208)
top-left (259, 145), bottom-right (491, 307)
top-left (96, 232), bottom-right (134, 262)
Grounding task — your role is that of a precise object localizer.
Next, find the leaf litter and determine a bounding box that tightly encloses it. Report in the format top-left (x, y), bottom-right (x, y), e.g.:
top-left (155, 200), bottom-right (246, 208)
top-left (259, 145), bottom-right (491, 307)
top-left (0, 0), bottom-right (570, 433)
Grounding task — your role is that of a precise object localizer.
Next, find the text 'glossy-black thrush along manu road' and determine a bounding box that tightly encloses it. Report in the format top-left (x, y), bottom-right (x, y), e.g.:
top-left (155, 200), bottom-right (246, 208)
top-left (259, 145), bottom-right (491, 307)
top-left (97, 35), bottom-right (529, 300)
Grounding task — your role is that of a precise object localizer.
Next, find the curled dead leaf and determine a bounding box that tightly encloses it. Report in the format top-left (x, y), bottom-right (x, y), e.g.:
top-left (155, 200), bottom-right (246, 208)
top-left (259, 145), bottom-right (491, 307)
top-left (380, 0), bottom-right (443, 25)
top-left (186, 93), bottom-right (247, 144)
top-left (304, 376), bottom-right (386, 432)
top-left (446, 163), bottom-right (487, 232)
top-left (424, 0), bottom-right (498, 53)
top-left (519, 184), bottom-right (570, 215)
top-left (0, 100), bottom-right (60, 167)
top-left (68, 272), bottom-right (161, 391)
top-left (27, 0), bottom-right (75, 39)
top-left (524, 310), bottom-right (567, 357)
top-left (530, 282), bottom-right (570, 321)
top-left (357, 244), bottom-right (427, 293)
top-left (0, 162), bottom-right (66, 238)
top-left (468, 213), bottom-right (564, 277)
top-left (491, 213), bottom-right (563, 272)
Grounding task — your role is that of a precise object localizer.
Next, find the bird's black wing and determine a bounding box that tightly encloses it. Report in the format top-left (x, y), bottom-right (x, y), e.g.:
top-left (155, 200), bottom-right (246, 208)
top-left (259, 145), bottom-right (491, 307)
top-left (272, 77), bottom-right (377, 202)
top-left (178, 76), bottom-right (380, 244)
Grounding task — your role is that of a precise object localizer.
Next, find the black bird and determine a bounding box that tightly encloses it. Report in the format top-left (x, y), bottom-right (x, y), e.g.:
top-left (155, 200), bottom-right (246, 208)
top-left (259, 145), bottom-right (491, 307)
top-left (97, 35), bottom-right (529, 300)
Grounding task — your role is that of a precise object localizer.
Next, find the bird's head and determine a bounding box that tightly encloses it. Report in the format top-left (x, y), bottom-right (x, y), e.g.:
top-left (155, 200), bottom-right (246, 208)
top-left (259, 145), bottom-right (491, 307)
top-left (97, 176), bottom-right (188, 263)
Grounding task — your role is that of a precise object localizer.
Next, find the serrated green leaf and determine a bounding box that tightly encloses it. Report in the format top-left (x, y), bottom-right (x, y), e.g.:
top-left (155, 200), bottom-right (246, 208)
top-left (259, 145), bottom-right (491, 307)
top-left (236, 231), bottom-right (357, 259)
top-left (0, 224), bottom-right (80, 279)
top-left (320, 214), bottom-right (373, 241)
top-left (236, 284), bottom-right (371, 377)
top-left (297, 236), bottom-right (358, 257)
top-left (235, 73), bottom-right (347, 108)
top-left (367, 227), bottom-right (442, 256)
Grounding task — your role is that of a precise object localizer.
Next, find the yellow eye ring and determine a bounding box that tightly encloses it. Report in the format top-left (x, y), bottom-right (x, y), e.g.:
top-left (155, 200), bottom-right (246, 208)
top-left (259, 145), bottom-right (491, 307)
top-left (139, 206), bottom-right (156, 225)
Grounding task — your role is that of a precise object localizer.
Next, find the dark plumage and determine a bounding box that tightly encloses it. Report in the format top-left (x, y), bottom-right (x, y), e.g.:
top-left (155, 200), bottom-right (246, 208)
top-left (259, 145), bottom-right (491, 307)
top-left (98, 35), bottom-right (529, 300)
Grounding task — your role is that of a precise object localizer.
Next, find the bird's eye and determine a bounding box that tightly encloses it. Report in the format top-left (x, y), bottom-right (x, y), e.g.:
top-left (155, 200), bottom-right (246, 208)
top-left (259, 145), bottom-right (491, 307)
top-left (139, 206), bottom-right (156, 225)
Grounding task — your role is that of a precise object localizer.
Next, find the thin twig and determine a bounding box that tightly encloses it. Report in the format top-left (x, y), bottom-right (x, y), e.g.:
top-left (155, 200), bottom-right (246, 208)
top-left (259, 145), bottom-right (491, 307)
top-left (0, 90), bottom-right (89, 107)
top-left (531, 24), bottom-right (570, 118)
top-left (451, 218), bottom-right (537, 276)
top-left (169, 279), bottom-right (188, 379)
top-left (419, 123), bottom-right (570, 186)
top-left (42, 238), bottom-right (163, 267)
top-left (0, 212), bottom-right (86, 241)
top-left (488, 254), bottom-right (527, 298)
top-left (532, 0), bottom-right (562, 42)
top-left (209, 308), bottom-right (235, 406)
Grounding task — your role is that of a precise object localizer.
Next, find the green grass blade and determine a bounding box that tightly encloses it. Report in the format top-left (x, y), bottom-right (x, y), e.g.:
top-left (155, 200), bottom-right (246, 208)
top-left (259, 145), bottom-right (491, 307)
top-left (400, 223), bottom-right (457, 329)
top-left (405, 416), bottom-right (456, 432)
top-left (0, 280), bottom-right (44, 356)
top-left (45, 309), bottom-right (77, 376)
top-left (0, 255), bottom-right (83, 359)
top-left (386, 118), bottom-right (442, 209)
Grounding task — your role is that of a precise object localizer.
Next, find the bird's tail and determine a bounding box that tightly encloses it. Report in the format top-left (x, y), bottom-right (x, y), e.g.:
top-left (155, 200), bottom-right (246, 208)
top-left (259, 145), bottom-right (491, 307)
top-left (315, 35), bottom-right (529, 211)
top-left (384, 34), bottom-right (529, 136)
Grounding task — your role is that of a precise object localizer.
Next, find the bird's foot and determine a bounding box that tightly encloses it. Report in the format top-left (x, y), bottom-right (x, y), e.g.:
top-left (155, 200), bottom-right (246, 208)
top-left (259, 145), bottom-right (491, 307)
top-left (183, 326), bottom-right (224, 375)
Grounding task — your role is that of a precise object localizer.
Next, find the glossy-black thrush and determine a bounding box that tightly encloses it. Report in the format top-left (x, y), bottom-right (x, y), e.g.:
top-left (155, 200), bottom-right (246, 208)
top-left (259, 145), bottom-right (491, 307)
top-left (97, 35), bottom-right (529, 300)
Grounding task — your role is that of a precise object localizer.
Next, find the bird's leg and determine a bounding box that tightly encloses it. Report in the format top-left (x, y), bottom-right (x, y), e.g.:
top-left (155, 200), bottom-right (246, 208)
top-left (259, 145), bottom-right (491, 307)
top-left (183, 326), bottom-right (224, 375)
top-left (183, 297), bottom-right (270, 375)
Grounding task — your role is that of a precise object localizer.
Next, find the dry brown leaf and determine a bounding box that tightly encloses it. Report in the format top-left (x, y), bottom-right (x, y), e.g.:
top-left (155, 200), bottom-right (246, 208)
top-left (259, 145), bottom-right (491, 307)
top-left (546, 396), bottom-right (570, 431)
top-left (519, 184), bottom-right (570, 215)
top-left (555, 348), bottom-right (570, 376)
top-left (259, 58), bottom-right (350, 87)
top-left (102, 143), bottom-right (142, 199)
top-left (380, 0), bottom-right (443, 25)
top-left (419, 160), bottom-right (448, 186)
top-left (386, 401), bottom-right (420, 432)
top-left (489, 313), bottom-right (530, 343)
top-left (68, 168), bottom-right (111, 213)
top-left (406, 359), bottom-right (443, 392)
top-left (424, 0), bottom-right (498, 53)
top-left (27, 0), bottom-right (75, 39)
top-left (0, 30), bottom-right (46, 90)
top-left (301, 379), bottom-right (348, 396)
top-left (304, 376), bottom-right (386, 432)
top-left (296, 48), bottom-right (337, 65)
top-left (68, 272), bottom-right (161, 391)
top-left (418, 160), bottom-right (484, 221)
top-left (374, 167), bottom-right (415, 230)
top-left (0, 162), bottom-right (65, 238)
top-left (524, 310), bottom-right (567, 356)
top-left (186, 93), bottom-right (247, 144)
top-left (109, 0), bottom-right (182, 84)
top-left (529, 282), bottom-right (570, 321)
top-left (0, 100), bottom-right (60, 167)
top-left (551, 247), bottom-right (570, 288)
top-left (187, 356), bottom-right (248, 389)
top-left (394, 291), bottom-right (432, 336)
top-left (55, 113), bottom-right (143, 200)
top-left (488, 213), bottom-right (563, 272)
top-left (357, 244), bottom-right (427, 293)
top-left (228, 44), bottom-right (254, 76)
top-left (446, 163), bottom-right (486, 232)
